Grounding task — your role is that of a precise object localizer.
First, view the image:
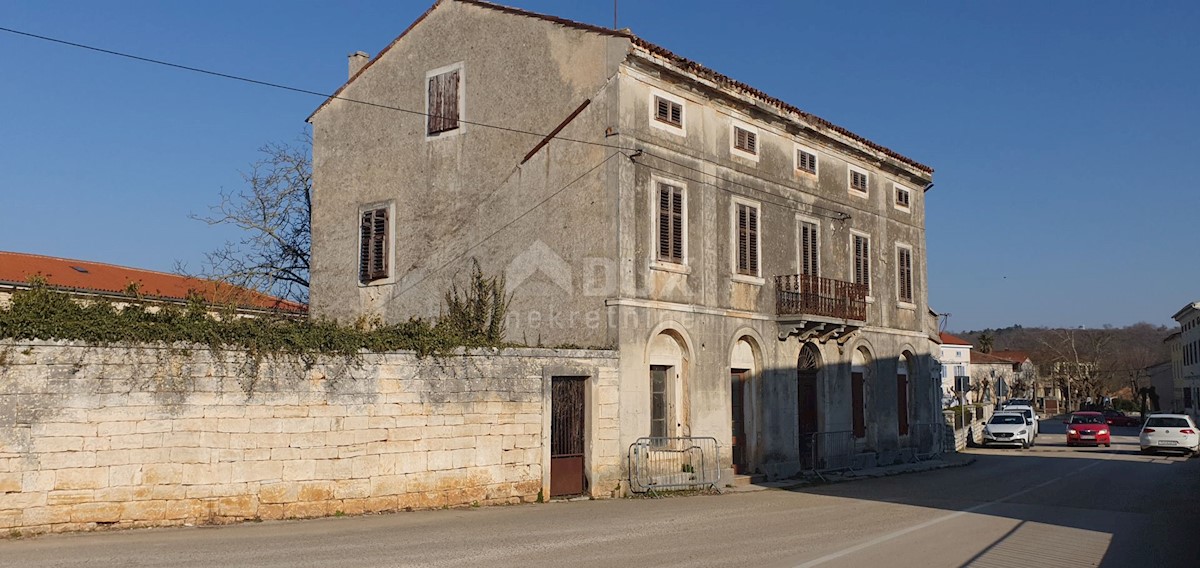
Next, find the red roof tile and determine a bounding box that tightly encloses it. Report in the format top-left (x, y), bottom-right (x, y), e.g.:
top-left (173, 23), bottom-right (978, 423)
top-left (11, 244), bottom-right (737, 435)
top-left (971, 351), bottom-right (1018, 365)
top-left (0, 251), bottom-right (306, 313)
top-left (939, 332), bottom-right (972, 346)
top-left (989, 351), bottom-right (1032, 364)
top-left (308, 0), bottom-right (933, 174)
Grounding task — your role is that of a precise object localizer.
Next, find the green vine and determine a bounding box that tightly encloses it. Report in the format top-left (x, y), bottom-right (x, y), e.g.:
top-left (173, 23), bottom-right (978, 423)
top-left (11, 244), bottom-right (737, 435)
top-left (0, 281), bottom-right (505, 359)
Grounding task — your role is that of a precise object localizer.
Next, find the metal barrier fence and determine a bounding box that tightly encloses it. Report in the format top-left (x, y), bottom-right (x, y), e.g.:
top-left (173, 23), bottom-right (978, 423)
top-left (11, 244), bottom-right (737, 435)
top-left (808, 430), bottom-right (857, 480)
top-left (628, 437), bottom-right (720, 493)
top-left (906, 422), bottom-right (945, 461)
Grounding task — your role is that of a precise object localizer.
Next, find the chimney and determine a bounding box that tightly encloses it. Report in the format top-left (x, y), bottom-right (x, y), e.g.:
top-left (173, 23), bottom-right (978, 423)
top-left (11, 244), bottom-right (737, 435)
top-left (348, 51), bottom-right (370, 79)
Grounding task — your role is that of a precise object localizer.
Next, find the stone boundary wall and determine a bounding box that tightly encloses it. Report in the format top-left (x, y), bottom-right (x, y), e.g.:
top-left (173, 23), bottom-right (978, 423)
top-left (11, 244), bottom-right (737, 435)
top-left (0, 341), bottom-right (619, 535)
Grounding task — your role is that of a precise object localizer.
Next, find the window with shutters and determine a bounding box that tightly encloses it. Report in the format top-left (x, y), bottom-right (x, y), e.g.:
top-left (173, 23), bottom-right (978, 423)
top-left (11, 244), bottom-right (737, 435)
top-left (359, 205), bottom-right (390, 284)
top-left (852, 232), bottom-right (871, 295)
top-left (426, 64), bottom-right (462, 136)
top-left (795, 145), bottom-right (818, 175)
top-left (799, 218), bottom-right (819, 276)
top-left (897, 244), bottom-right (914, 304)
top-left (656, 182), bottom-right (686, 264)
top-left (733, 126), bottom-right (757, 156)
top-left (849, 165), bottom-right (869, 194)
top-left (654, 95), bottom-right (683, 128)
top-left (734, 201), bottom-right (760, 278)
top-left (894, 184), bottom-right (911, 211)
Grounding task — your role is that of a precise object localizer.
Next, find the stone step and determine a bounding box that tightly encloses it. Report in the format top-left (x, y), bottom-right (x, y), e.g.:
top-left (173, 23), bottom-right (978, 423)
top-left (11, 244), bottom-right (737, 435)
top-left (728, 473), bottom-right (767, 487)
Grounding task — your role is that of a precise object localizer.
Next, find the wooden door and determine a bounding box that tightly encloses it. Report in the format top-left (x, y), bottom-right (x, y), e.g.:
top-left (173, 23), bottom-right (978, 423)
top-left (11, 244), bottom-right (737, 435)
top-left (897, 373), bottom-right (910, 436)
top-left (852, 372), bottom-right (866, 439)
top-left (730, 370), bottom-right (748, 474)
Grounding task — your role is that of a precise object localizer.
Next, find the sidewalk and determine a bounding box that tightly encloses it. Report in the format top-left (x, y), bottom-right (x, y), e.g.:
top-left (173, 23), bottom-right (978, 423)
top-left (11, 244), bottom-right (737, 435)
top-left (723, 451), bottom-right (976, 493)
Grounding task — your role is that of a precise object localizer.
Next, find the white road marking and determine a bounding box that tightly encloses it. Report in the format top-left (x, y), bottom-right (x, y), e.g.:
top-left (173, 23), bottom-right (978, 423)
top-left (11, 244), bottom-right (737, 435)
top-left (792, 459), bottom-right (1107, 568)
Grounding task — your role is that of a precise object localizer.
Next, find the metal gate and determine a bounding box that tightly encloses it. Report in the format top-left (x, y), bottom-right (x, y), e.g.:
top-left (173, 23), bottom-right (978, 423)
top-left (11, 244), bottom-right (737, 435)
top-left (550, 377), bottom-right (586, 497)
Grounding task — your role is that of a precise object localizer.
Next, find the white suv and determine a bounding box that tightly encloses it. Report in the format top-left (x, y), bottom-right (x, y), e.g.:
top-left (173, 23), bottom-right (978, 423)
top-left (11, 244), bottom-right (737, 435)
top-left (1004, 405), bottom-right (1039, 440)
top-left (1139, 414), bottom-right (1199, 456)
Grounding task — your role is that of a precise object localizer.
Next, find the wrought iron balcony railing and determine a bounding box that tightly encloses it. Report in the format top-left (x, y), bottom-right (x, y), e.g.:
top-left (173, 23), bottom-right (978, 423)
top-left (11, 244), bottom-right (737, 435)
top-left (775, 274), bottom-right (868, 322)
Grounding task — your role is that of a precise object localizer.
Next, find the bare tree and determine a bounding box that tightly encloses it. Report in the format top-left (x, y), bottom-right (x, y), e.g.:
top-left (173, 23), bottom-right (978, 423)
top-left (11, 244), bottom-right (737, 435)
top-left (186, 134), bottom-right (312, 304)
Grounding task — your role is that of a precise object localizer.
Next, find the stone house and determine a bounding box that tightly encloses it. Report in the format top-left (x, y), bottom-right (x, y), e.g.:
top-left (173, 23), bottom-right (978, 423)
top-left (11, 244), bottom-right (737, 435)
top-left (970, 350), bottom-right (1036, 404)
top-left (308, 0), bottom-right (938, 486)
top-left (938, 332), bottom-right (973, 406)
top-left (1171, 302), bottom-right (1200, 420)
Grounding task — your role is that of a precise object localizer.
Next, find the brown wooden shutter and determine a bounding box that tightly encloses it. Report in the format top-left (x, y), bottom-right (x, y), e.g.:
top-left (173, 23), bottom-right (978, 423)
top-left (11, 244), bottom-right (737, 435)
top-left (427, 70), bottom-right (460, 134)
top-left (657, 184), bottom-right (684, 263)
top-left (360, 208), bottom-right (389, 283)
top-left (737, 204), bottom-right (758, 275)
top-left (670, 101), bottom-right (682, 126)
top-left (656, 97), bottom-right (670, 123)
top-left (801, 221), bottom-right (818, 276)
top-left (854, 235), bottom-right (870, 287)
top-left (737, 205), bottom-right (748, 274)
top-left (898, 248), bottom-right (913, 302)
top-left (360, 211), bottom-right (373, 282)
top-left (747, 206), bottom-right (758, 275)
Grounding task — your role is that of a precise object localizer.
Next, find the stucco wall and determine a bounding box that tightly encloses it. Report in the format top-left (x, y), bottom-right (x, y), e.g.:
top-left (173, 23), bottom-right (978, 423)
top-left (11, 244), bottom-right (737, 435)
top-left (309, 1), bottom-right (629, 348)
top-left (0, 341), bottom-right (619, 535)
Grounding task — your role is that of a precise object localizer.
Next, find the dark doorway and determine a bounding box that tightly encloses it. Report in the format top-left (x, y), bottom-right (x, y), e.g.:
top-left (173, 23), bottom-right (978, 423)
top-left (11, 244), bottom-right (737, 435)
top-left (797, 345), bottom-right (820, 467)
top-left (730, 369), bottom-right (749, 474)
top-left (550, 376), bottom-right (586, 497)
top-left (852, 372), bottom-right (866, 439)
top-left (897, 373), bottom-right (910, 436)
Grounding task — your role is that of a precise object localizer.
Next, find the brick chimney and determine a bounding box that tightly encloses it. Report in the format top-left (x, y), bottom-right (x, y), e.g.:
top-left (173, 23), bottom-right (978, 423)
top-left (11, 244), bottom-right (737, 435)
top-left (348, 51), bottom-right (370, 79)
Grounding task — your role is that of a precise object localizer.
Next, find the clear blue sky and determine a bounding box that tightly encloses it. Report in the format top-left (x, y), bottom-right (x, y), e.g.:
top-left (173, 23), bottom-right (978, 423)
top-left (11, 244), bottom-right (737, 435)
top-left (3, 0), bottom-right (1197, 331)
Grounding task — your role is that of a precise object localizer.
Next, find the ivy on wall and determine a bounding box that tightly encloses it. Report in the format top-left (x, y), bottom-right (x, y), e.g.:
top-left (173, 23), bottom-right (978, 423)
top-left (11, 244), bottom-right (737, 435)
top-left (0, 281), bottom-right (501, 358)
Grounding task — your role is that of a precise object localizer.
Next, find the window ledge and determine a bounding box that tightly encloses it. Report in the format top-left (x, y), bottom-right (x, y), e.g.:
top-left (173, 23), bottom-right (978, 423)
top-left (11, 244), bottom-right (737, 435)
top-left (849, 189), bottom-right (869, 199)
top-left (865, 295), bottom-right (875, 304)
top-left (897, 301), bottom-right (917, 310)
top-left (651, 261), bottom-right (691, 275)
top-left (731, 273), bottom-right (765, 286)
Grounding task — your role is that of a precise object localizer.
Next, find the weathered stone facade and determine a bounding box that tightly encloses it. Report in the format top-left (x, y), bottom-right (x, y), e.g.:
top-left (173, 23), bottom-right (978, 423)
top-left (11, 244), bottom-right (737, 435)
top-left (308, 1), bottom-right (940, 482)
top-left (0, 340), bottom-right (618, 534)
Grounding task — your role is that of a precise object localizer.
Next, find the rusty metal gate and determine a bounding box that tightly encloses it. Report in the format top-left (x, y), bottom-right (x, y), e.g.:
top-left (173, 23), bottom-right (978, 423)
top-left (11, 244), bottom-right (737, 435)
top-left (550, 377), bottom-right (586, 497)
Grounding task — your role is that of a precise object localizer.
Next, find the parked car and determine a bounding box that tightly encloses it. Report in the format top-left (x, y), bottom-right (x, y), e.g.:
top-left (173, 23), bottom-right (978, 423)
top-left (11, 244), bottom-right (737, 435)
top-left (1001, 398), bottom-right (1032, 409)
top-left (1005, 405), bottom-right (1039, 438)
top-left (1139, 414), bottom-right (1200, 456)
top-left (982, 411), bottom-right (1035, 448)
top-left (1065, 411), bottom-right (1111, 447)
top-left (1102, 409), bottom-right (1141, 428)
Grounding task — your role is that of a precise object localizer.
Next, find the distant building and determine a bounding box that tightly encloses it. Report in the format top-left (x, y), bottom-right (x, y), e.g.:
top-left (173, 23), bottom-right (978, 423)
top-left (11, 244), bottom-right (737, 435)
top-left (1146, 359), bottom-right (1175, 413)
top-left (938, 332), bottom-right (972, 405)
top-left (0, 251), bottom-right (305, 316)
top-left (1171, 302), bottom-right (1200, 420)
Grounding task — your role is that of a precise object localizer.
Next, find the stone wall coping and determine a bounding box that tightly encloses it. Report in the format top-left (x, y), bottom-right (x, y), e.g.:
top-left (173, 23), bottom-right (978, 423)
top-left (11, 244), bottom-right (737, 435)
top-left (0, 339), bottom-right (618, 360)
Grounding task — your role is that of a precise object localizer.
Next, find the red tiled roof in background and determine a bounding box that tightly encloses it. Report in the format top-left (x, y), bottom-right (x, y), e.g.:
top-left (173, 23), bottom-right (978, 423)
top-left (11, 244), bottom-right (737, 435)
top-left (939, 332), bottom-right (973, 346)
top-left (308, 0), bottom-right (933, 174)
top-left (971, 351), bottom-right (1018, 365)
top-left (988, 351), bottom-right (1032, 364)
top-left (0, 251), bottom-right (306, 313)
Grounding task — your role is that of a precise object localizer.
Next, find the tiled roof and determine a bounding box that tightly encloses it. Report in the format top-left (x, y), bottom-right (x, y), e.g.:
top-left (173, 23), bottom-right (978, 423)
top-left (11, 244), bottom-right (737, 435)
top-left (0, 251), bottom-right (306, 313)
top-left (971, 351), bottom-right (1017, 365)
top-left (989, 350), bottom-right (1032, 364)
top-left (308, 0), bottom-right (933, 174)
top-left (939, 332), bottom-right (972, 346)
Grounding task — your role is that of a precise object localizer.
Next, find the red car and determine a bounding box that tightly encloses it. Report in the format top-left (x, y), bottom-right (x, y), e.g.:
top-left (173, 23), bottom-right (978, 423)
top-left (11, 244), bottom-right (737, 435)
top-left (1103, 409), bottom-right (1141, 428)
top-left (1066, 411), bottom-right (1111, 447)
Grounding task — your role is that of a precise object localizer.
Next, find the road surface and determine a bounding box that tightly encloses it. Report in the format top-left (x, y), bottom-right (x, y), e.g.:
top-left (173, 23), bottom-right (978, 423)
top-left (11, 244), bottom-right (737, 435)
top-left (3, 419), bottom-right (1197, 567)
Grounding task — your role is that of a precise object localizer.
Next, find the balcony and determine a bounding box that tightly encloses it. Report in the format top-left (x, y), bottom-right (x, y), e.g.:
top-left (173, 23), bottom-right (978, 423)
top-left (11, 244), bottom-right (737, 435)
top-left (775, 274), bottom-right (867, 342)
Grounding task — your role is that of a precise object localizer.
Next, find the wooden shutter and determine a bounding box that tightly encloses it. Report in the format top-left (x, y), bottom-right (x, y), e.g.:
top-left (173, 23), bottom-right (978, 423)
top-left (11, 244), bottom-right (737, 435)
top-left (734, 127), bottom-right (756, 154)
top-left (360, 208), bottom-right (388, 283)
top-left (801, 221), bottom-right (818, 276)
top-left (798, 150), bottom-right (816, 173)
top-left (427, 70), bottom-right (460, 134)
top-left (737, 204), bottom-right (758, 275)
top-left (670, 101), bottom-right (682, 126)
top-left (854, 235), bottom-right (870, 288)
top-left (851, 170), bottom-right (868, 192)
top-left (657, 184), bottom-right (684, 263)
top-left (898, 247), bottom-right (913, 302)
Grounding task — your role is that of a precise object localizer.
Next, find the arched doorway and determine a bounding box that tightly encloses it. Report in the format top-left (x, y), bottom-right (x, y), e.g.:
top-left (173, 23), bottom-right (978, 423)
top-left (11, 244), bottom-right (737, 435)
top-left (897, 353), bottom-right (914, 437)
top-left (648, 330), bottom-right (690, 438)
top-left (851, 347), bottom-right (872, 441)
top-left (730, 337), bottom-right (758, 474)
top-left (797, 343), bottom-right (822, 467)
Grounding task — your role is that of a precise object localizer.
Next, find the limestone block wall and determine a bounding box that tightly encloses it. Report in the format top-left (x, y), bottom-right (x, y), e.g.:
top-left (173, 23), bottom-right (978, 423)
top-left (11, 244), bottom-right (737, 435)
top-left (0, 341), bottom-right (619, 534)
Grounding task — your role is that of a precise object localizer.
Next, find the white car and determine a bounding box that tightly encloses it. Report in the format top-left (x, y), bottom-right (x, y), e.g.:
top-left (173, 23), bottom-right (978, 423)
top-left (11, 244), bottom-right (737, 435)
top-left (1139, 414), bottom-right (1200, 456)
top-left (1004, 405), bottom-right (1039, 439)
top-left (982, 411), bottom-right (1035, 448)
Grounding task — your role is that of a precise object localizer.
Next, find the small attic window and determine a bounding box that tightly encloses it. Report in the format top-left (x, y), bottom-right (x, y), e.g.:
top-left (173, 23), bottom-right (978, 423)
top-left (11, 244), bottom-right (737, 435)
top-left (70, 266), bottom-right (89, 273)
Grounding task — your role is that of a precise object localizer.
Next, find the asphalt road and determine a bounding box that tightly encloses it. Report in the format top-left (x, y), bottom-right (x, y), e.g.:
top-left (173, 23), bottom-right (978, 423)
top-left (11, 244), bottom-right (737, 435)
top-left (3, 419), bottom-right (1197, 568)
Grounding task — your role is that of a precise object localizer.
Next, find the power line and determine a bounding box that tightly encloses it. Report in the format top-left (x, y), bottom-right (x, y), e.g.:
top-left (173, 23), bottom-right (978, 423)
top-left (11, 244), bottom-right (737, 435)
top-left (0, 25), bottom-right (635, 152)
top-left (384, 151), bottom-right (623, 302)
